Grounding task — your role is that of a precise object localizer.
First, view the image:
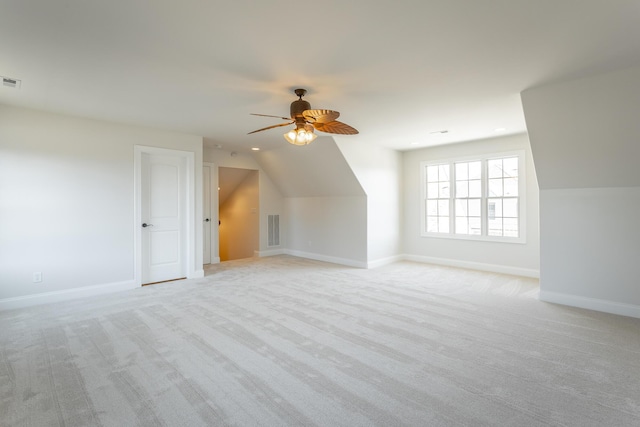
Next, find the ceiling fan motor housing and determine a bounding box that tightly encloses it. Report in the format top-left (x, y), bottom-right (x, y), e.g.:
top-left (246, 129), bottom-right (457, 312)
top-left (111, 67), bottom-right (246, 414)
top-left (290, 97), bottom-right (311, 130)
top-left (290, 99), bottom-right (311, 119)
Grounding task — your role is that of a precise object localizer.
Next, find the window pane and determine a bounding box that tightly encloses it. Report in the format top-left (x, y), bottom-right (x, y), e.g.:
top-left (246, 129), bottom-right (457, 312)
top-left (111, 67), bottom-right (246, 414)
top-left (427, 165), bottom-right (439, 182)
top-left (427, 200), bottom-right (438, 216)
top-left (469, 217), bottom-right (481, 235)
top-left (438, 164), bottom-right (450, 181)
top-left (456, 217), bottom-right (468, 234)
top-left (489, 178), bottom-right (503, 197)
top-left (504, 177), bottom-right (518, 196)
top-left (427, 183), bottom-right (438, 198)
top-left (488, 218), bottom-right (503, 236)
top-left (427, 217), bottom-right (438, 233)
top-left (438, 218), bottom-right (449, 233)
top-left (438, 200), bottom-right (449, 216)
top-left (503, 198), bottom-right (518, 217)
top-left (469, 199), bottom-right (481, 217)
top-left (488, 159), bottom-right (503, 178)
top-left (503, 157), bottom-right (518, 177)
top-left (504, 218), bottom-right (518, 237)
top-left (455, 199), bottom-right (468, 217)
top-left (456, 181), bottom-right (468, 198)
top-left (469, 180), bottom-right (482, 197)
top-left (468, 161), bottom-right (481, 180)
top-left (456, 162), bottom-right (468, 180)
top-left (489, 198), bottom-right (503, 217)
top-left (439, 182), bottom-right (450, 198)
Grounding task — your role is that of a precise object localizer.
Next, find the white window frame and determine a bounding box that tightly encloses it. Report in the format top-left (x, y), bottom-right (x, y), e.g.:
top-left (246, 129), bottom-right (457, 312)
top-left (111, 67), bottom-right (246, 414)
top-left (420, 150), bottom-right (526, 244)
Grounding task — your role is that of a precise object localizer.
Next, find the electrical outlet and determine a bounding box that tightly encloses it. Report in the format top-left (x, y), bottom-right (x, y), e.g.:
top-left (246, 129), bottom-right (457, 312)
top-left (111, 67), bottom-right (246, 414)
top-left (33, 272), bottom-right (42, 283)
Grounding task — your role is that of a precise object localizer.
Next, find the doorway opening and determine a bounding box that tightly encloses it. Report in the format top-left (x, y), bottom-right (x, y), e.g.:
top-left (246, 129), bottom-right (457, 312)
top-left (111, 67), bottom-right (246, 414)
top-left (218, 167), bottom-right (259, 261)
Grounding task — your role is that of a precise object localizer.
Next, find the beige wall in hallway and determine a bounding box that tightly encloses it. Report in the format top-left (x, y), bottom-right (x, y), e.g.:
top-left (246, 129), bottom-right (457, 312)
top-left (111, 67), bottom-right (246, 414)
top-left (219, 170), bottom-right (259, 261)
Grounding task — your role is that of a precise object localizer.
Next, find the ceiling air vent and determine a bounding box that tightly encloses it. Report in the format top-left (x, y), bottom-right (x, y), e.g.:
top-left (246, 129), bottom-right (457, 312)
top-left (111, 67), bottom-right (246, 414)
top-left (2, 76), bottom-right (21, 89)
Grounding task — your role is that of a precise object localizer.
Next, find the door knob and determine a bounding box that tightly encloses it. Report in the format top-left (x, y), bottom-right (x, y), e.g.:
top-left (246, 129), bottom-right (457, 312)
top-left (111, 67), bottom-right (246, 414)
top-left (142, 223), bottom-right (154, 228)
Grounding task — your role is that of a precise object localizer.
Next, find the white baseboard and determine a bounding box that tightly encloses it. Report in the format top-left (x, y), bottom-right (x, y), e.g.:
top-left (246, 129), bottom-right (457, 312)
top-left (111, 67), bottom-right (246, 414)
top-left (367, 255), bottom-right (405, 269)
top-left (0, 280), bottom-right (138, 311)
top-left (540, 290), bottom-right (640, 319)
top-left (255, 249), bottom-right (285, 257)
top-left (402, 254), bottom-right (540, 278)
top-left (285, 249), bottom-right (368, 268)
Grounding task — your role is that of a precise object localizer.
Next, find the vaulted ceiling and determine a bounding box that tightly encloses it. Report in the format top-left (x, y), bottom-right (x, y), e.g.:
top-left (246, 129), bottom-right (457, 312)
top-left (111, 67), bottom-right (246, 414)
top-left (1, 1), bottom-right (639, 152)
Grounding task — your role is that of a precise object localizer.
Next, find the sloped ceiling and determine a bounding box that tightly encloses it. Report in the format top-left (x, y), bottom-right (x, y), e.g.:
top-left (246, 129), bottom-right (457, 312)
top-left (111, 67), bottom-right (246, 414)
top-left (252, 137), bottom-right (365, 198)
top-left (2, 1), bottom-right (640, 153)
top-left (218, 167), bottom-right (254, 205)
top-left (522, 65), bottom-right (640, 190)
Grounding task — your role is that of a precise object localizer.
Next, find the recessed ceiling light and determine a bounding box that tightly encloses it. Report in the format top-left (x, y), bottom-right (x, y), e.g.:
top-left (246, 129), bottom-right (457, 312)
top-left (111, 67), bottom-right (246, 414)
top-left (251, 147), bottom-right (260, 151)
top-left (494, 127), bottom-right (506, 132)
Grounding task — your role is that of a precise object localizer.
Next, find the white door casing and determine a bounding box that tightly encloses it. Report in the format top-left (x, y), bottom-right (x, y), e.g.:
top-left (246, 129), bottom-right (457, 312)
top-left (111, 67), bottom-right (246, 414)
top-left (203, 162), bottom-right (219, 264)
top-left (134, 146), bottom-right (197, 286)
top-left (203, 164), bottom-right (211, 264)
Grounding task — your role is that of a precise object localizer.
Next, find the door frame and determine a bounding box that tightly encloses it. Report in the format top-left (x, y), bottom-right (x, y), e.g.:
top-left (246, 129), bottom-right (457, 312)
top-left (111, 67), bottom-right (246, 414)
top-left (134, 145), bottom-right (197, 287)
top-left (203, 162), bottom-right (220, 264)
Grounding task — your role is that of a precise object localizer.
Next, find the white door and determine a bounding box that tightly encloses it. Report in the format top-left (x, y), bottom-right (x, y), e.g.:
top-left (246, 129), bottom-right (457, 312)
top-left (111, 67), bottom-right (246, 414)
top-left (141, 152), bottom-right (186, 284)
top-left (203, 164), bottom-right (211, 264)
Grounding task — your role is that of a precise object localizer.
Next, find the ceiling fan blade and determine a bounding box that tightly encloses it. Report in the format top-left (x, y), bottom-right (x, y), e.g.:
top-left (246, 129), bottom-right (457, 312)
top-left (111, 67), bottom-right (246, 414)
top-left (247, 121), bottom-right (294, 135)
top-left (302, 109), bottom-right (340, 124)
top-left (313, 120), bottom-right (359, 135)
top-left (251, 113), bottom-right (292, 121)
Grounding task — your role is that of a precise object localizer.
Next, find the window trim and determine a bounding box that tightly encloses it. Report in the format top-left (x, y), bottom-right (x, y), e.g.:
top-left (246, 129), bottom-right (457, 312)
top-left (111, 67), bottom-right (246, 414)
top-left (420, 150), bottom-right (526, 244)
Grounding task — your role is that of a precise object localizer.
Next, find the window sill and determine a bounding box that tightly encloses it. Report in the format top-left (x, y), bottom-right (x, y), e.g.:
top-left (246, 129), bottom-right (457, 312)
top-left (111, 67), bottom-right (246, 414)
top-left (420, 232), bottom-right (526, 244)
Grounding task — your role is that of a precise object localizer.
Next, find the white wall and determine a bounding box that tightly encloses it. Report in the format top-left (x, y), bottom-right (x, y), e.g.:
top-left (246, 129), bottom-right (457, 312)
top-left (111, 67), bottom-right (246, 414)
top-left (522, 65), bottom-right (640, 317)
top-left (285, 196), bottom-right (368, 267)
top-left (253, 138), bottom-right (369, 266)
top-left (0, 105), bottom-right (203, 304)
top-left (203, 148), bottom-right (284, 256)
top-left (539, 188), bottom-right (640, 314)
top-left (219, 170), bottom-right (259, 261)
top-left (337, 140), bottom-right (403, 266)
top-left (402, 134), bottom-right (540, 277)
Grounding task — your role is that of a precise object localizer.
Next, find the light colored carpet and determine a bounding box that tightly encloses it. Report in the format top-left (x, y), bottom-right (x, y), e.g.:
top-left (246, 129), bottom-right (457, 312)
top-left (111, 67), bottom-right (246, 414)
top-left (1, 255), bottom-right (639, 426)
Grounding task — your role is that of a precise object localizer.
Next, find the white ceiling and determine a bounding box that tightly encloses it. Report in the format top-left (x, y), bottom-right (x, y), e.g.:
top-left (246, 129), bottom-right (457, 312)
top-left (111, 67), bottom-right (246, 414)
top-left (1, 1), bottom-right (639, 152)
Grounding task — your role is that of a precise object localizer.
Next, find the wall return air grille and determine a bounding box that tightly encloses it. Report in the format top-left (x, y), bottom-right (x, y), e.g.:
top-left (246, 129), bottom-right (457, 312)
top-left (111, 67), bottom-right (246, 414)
top-left (268, 215), bottom-right (280, 247)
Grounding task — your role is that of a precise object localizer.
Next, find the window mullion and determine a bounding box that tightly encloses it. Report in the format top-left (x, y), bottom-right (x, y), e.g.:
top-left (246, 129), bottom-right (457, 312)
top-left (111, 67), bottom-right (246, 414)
top-left (450, 161), bottom-right (455, 234)
top-left (482, 159), bottom-right (488, 237)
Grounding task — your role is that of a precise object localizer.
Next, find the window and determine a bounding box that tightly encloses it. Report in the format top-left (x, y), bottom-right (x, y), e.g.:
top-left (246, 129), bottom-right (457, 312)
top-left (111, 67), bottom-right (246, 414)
top-left (421, 151), bottom-right (525, 243)
top-left (454, 161), bottom-right (482, 236)
top-left (425, 164), bottom-right (450, 233)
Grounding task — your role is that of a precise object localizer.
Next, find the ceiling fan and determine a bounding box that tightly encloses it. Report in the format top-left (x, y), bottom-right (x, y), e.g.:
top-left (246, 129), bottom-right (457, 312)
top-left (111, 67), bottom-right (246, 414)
top-left (248, 88), bottom-right (358, 145)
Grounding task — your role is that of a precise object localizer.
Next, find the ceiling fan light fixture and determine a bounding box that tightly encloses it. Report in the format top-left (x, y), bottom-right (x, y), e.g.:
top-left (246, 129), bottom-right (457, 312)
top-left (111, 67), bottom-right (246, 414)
top-left (284, 128), bottom-right (317, 145)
